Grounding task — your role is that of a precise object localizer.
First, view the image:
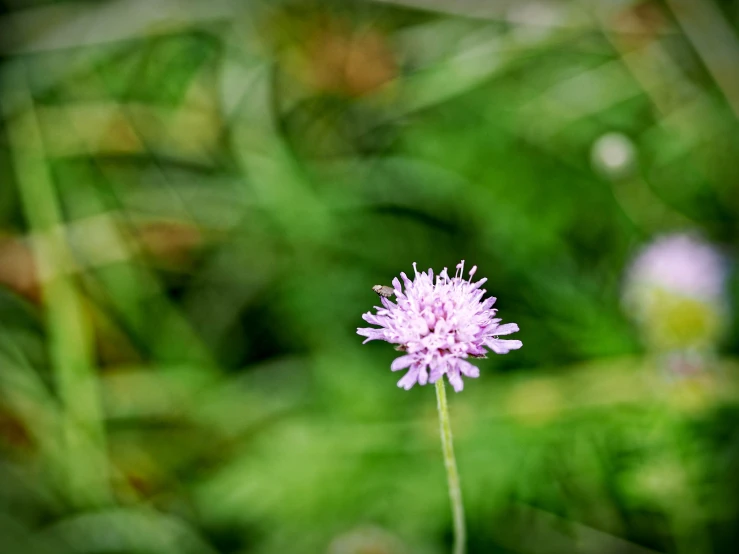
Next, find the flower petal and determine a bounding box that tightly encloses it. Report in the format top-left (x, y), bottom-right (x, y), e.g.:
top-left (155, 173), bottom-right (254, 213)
top-left (486, 339), bottom-right (523, 354)
top-left (357, 328), bottom-right (384, 343)
top-left (391, 355), bottom-right (415, 371)
top-left (482, 297), bottom-right (497, 310)
top-left (397, 366), bottom-right (420, 390)
top-left (494, 323), bottom-right (519, 335)
top-left (429, 359), bottom-right (445, 383)
top-left (447, 370), bottom-right (464, 392)
top-left (391, 277), bottom-right (404, 297)
top-left (417, 364), bottom-right (429, 385)
top-left (457, 359), bottom-right (480, 378)
top-left (362, 313), bottom-right (383, 325)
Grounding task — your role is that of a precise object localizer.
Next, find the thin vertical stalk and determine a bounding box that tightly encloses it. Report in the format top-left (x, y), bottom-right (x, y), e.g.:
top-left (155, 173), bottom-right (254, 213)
top-left (435, 378), bottom-right (466, 554)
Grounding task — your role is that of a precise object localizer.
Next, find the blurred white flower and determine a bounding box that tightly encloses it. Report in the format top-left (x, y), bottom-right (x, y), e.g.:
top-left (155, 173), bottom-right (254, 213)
top-left (591, 132), bottom-right (636, 178)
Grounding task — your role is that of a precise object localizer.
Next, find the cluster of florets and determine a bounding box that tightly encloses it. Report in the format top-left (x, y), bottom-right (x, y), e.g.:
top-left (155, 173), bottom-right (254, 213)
top-left (358, 261), bottom-right (521, 392)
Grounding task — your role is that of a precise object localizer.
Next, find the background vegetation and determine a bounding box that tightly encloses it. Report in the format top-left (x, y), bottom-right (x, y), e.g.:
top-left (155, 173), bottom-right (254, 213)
top-left (1, 1), bottom-right (739, 553)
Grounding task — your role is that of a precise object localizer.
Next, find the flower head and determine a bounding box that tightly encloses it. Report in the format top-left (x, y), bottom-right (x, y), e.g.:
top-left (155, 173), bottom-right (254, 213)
top-left (623, 233), bottom-right (730, 352)
top-left (624, 233), bottom-right (727, 304)
top-left (358, 261), bottom-right (522, 392)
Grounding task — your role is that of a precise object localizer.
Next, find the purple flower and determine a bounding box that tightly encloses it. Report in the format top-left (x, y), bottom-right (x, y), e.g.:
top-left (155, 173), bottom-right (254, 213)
top-left (622, 232), bottom-right (730, 353)
top-left (624, 233), bottom-right (727, 304)
top-left (358, 261), bottom-right (522, 392)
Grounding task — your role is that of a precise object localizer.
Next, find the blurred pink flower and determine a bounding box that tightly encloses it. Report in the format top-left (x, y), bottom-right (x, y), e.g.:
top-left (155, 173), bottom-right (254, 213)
top-left (358, 261), bottom-right (521, 392)
top-left (624, 233), bottom-right (727, 303)
top-left (623, 232), bottom-right (730, 355)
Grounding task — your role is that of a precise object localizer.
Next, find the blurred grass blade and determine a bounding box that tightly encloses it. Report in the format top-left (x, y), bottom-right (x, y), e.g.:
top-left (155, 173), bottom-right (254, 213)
top-left (2, 63), bottom-right (110, 507)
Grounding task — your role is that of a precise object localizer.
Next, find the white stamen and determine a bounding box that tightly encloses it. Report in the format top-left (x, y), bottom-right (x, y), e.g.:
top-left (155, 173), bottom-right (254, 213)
top-left (456, 260), bottom-right (464, 279)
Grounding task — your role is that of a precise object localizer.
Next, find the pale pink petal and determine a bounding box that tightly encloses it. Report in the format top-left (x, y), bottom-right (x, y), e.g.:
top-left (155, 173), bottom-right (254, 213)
top-left (457, 359), bottom-right (480, 378)
top-left (481, 297), bottom-right (497, 309)
top-left (494, 323), bottom-right (519, 335)
top-left (391, 355), bottom-right (415, 371)
top-left (429, 358), bottom-right (445, 383)
top-left (362, 313), bottom-right (383, 325)
top-left (357, 328), bottom-right (384, 343)
top-left (397, 367), bottom-right (420, 390)
top-left (447, 370), bottom-right (464, 392)
top-left (486, 339), bottom-right (523, 354)
top-left (391, 277), bottom-right (404, 297)
top-left (417, 365), bottom-right (429, 385)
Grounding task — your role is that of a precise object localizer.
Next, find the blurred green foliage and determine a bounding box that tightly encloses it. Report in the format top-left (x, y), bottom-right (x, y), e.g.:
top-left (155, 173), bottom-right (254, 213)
top-left (1, 0), bottom-right (739, 553)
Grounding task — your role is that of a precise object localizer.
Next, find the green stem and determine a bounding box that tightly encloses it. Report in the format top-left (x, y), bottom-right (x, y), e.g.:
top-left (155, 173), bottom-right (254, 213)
top-left (435, 378), bottom-right (466, 554)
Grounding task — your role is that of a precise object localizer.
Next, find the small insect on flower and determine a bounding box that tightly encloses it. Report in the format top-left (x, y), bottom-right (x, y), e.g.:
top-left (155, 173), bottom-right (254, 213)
top-left (372, 284), bottom-right (395, 298)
